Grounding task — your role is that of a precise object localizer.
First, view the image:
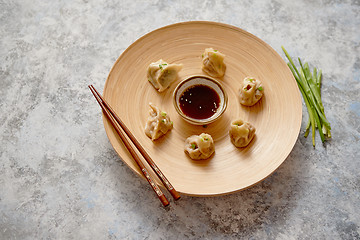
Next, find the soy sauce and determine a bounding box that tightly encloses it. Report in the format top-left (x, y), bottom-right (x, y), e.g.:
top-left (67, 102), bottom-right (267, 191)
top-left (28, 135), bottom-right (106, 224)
top-left (179, 85), bottom-right (220, 119)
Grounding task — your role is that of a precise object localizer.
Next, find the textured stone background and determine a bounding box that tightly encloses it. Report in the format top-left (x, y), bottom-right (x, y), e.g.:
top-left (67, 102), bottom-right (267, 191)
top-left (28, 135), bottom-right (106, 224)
top-left (1, 0), bottom-right (359, 239)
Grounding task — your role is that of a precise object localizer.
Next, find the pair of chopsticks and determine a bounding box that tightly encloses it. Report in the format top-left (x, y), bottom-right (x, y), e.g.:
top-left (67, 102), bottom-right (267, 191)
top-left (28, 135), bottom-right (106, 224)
top-left (89, 85), bottom-right (180, 207)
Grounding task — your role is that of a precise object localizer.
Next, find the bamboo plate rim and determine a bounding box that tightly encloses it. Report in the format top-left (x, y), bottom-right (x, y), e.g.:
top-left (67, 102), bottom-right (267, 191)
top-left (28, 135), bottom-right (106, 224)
top-left (102, 21), bottom-right (302, 196)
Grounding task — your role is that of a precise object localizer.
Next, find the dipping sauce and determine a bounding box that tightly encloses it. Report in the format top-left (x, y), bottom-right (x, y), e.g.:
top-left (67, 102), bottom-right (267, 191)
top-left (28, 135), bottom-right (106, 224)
top-left (179, 84), bottom-right (220, 119)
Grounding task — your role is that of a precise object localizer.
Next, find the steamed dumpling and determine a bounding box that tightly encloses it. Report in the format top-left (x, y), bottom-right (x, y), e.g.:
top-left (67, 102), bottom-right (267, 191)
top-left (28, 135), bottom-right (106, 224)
top-left (202, 48), bottom-right (226, 78)
top-left (184, 133), bottom-right (215, 160)
top-left (144, 103), bottom-right (173, 141)
top-left (229, 119), bottom-right (256, 147)
top-left (239, 77), bottom-right (264, 106)
top-left (147, 59), bottom-right (183, 92)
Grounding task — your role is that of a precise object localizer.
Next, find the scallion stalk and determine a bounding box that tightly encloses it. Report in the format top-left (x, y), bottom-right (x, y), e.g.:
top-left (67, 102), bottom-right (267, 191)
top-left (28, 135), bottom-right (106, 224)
top-left (282, 46), bottom-right (331, 146)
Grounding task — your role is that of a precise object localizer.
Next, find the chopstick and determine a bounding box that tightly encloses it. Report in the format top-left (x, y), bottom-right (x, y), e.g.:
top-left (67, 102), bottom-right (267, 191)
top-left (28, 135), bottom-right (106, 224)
top-left (89, 85), bottom-right (169, 206)
top-left (89, 85), bottom-right (180, 206)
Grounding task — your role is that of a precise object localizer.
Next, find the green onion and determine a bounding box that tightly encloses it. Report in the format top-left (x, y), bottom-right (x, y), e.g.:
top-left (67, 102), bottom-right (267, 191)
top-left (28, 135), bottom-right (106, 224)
top-left (161, 112), bottom-right (167, 117)
top-left (191, 143), bottom-right (196, 149)
top-left (214, 50), bottom-right (218, 52)
top-left (282, 46), bottom-right (331, 147)
top-left (257, 86), bottom-right (263, 91)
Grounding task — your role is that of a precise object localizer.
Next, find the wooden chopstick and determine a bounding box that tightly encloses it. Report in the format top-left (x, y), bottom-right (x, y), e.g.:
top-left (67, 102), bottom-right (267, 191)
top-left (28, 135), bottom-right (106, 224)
top-left (89, 85), bottom-right (180, 205)
top-left (90, 85), bottom-right (180, 200)
top-left (90, 86), bottom-right (180, 201)
top-left (89, 86), bottom-right (169, 206)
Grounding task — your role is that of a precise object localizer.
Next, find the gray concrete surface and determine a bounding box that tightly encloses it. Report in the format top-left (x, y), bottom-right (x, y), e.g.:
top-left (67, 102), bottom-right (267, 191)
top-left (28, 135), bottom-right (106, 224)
top-left (1, 0), bottom-right (359, 239)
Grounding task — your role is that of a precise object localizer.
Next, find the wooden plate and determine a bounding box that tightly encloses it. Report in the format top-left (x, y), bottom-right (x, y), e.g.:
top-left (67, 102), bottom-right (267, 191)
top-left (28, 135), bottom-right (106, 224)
top-left (103, 21), bottom-right (302, 196)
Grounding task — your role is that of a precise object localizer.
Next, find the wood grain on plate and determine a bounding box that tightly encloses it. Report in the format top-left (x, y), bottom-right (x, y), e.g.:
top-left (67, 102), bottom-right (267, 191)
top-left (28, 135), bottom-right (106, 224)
top-left (102, 21), bottom-right (302, 196)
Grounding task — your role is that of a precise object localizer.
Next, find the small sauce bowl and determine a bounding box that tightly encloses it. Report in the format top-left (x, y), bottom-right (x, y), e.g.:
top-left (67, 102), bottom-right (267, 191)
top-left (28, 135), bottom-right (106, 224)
top-left (173, 75), bottom-right (228, 125)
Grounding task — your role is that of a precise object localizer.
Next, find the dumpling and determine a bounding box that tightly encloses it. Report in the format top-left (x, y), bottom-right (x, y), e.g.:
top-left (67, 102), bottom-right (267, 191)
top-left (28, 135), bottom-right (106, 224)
top-left (144, 103), bottom-right (173, 141)
top-left (202, 48), bottom-right (226, 78)
top-left (184, 133), bottom-right (215, 160)
top-left (229, 119), bottom-right (256, 147)
top-left (239, 77), bottom-right (264, 106)
top-left (147, 59), bottom-right (183, 92)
